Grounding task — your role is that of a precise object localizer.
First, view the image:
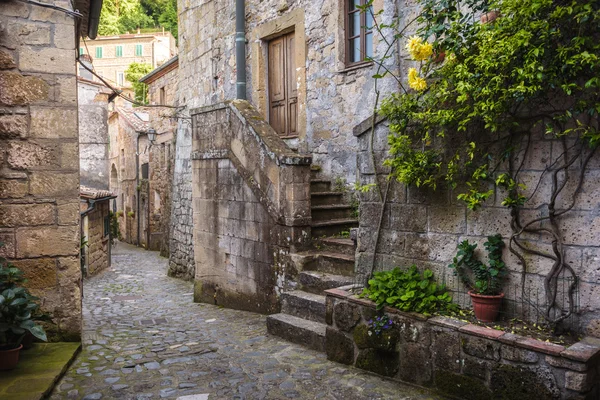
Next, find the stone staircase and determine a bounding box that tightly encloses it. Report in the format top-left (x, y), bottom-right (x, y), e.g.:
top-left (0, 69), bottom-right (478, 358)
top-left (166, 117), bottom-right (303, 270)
top-left (266, 169), bottom-right (358, 351)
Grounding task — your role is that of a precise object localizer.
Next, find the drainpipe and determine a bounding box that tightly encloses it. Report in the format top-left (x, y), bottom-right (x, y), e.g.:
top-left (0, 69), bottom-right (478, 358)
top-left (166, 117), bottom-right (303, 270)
top-left (136, 133), bottom-right (141, 247)
top-left (235, 0), bottom-right (246, 99)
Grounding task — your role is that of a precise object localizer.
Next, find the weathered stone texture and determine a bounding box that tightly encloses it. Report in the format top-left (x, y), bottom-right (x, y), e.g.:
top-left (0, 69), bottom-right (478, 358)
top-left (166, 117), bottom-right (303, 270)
top-left (0, 1), bottom-right (81, 341)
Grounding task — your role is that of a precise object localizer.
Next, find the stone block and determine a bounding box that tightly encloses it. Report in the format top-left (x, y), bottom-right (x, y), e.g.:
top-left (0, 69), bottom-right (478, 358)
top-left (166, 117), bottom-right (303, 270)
top-left (434, 370), bottom-right (492, 400)
top-left (0, 179), bottom-right (28, 198)
top-left (565, 370), bottom-right (596, 393)
top-left (404, 233), bottom-right (457, 262)
top-left (0, 72), bottom-right (49, 106)
top-left (461, 335), bottom-right (501, 361)
top-left (501, 345), bottom-right (539, 363)
top-left (0, 49), bottom-right (16, 69)
top-left (30, 107), bottom-right (77, 138)
top-left (429, 206), bottom-right (467, 234)
top-left (0, 114), bottom-right (28, 138)
top-left (490, 364), bottom-right (559, 400)
top-left (53, 22), bottom-right (75, 49)
top-left (18, 46), bottom-right (75, 74)
top-left (466, 207), bottom-right (513, 237)
top-left (16, 225), bottom-right (79, 258)
top-left (462, 355), bottom-right (489, 379)
top-left (7, 140), bottom-right (59, 169)
top-left (0, 203), bottom-right (55, 227)
top-left (325, 296), bottom-right (334, 325)
top-left (431, 328), bottom-right (461, 372)
top-left (387, 204), bottom-right (427, 232)
top-left (11, 257), bottom-right (57, 289)
top-left (30, 171), bottom-right (78, 198)
top-left (398, 342), bottom-right (432, 384)
top-left (353, 323), bottom-right (399, 351)
top-left (6, 21), bottom-right (51, 45)
top-left (57, 202), bottom-right (80, 225)
top-left (333, 301), bottom-right (361, 331)
top-left (356, 348), bottom-right (399, 377)
top-left (325, 327), bottom-right (354, 365)
top-left (0, 231), bottom-right (16, 258)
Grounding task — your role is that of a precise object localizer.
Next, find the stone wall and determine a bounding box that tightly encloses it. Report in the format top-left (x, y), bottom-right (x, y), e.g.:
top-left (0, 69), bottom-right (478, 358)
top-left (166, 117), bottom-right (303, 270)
top-left (78, 79), bottom-right (110, 189)
top-left (326, 288), bottom-right (600, 400)
top-left (354, 108), bottom-right (600, 337)
top-left (148, 128), bottom-right (174, 254)
top-left (190, 101), bottom-right (311, 313)
top-left (0, 1), bottom-right (82, 340)
top-left (83, 200), bottom-right (110, 276)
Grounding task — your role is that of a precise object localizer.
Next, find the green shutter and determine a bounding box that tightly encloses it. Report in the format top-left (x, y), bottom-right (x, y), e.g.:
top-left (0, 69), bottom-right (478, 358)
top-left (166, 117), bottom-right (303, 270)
top-left (116, 45), bottom-right (122, 57)
top-left (135, 44), bottom-right (142, 56)
top-left (79, 47), bottom-right (83, 55)
top-left (95, 47), bottom-right (103, 59)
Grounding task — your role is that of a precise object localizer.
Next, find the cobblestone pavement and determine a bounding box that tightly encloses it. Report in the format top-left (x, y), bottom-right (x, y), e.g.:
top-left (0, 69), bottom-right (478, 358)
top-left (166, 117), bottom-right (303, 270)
top-left (50, 243), bottom-right (446, 400)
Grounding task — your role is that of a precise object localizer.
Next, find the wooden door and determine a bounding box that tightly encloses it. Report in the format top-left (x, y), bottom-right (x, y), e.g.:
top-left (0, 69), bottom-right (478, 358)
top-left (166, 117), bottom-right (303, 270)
top-left (268, 32), bottom-right (297, 137)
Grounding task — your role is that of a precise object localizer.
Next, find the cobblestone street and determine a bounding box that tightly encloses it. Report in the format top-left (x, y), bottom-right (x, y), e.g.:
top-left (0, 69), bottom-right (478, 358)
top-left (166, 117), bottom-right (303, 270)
top-left (49, 243), bottom-right (444, 400)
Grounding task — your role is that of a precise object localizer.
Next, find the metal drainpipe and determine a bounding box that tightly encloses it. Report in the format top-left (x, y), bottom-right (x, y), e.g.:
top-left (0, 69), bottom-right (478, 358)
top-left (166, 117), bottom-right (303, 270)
top-left (136, 133), bottom-right (141, 247)
top-left (235, 0), bottom-right (246, 100)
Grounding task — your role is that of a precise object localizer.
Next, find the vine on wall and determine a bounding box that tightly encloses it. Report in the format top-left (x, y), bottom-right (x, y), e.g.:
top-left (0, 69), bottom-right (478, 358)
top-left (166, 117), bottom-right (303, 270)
top-left (364, 0), bottom-right (600, 330)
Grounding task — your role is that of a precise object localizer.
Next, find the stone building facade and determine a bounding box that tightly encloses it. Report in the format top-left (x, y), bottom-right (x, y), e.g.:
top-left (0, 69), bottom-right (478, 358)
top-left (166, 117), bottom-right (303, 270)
top-left (108, 107), bottom-right (151, 245)
top-left (141, 55), bottom-right (178, 106)
top-left (0, 0), bottom-right (99, 340)
top-left (78, 78), bottom-right (111, 189)
top-left (80, 187), bottom-right (115, 276)
top-left (80, 30), bottom-right (177, 89)
top-left (169, 0), bottom-right (400, 280)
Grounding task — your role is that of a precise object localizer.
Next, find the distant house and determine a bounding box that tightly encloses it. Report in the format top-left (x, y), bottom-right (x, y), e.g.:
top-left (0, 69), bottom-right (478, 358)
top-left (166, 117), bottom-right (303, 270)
top-left (79, 30), bottom-right (177, 90)
top-left (80, 186), bottom-right (116, 276)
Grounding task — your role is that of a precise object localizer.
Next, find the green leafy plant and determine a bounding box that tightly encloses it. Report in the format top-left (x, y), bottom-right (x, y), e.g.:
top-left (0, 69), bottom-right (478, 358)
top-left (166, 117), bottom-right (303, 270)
top-left (339, 231), bottom-right (350, 239)
top-left (116, 210), bottom-right (124, 218)
top-left (0, 255), bottom-right (48, 349)
top-left (125, 62), bottom-right (153, 104)
top-left (127, 211), bottom-right (135, 218)
top-left (109, 211), bottom-right (122, 242)
top-left (449, 234), bottom-right (507, 295)
top-left (360, 265), bottom-right (457, 315)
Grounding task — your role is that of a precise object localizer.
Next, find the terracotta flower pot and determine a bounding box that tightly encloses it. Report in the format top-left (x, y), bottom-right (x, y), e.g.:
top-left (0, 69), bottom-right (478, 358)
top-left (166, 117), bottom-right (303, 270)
top-left (0, 344), bottom-right (23, 370)
top-left (480, 10), bottom-right (501, 24)
top-left (433, 51), bottom-right (446, 63)
top-left (469, 291), bottom-right (504, 322)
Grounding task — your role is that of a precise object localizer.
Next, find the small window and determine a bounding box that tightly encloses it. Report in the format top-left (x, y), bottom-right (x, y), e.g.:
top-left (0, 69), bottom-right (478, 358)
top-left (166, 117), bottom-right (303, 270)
top-left (346, 0), bottom-right (374, 65)
top-left (95, 46), bottom-right (103, 59)
top-left (104, 214), bottom-right (110, 237)
top-left (117, 71), bottom-right (124, 86)
top-left (159, 87), bottom-right (166, 104)
top-left (116, 45), bottom-right (123, 57)
top-left (141, 163), bottom-right (149, 179)
top-left (135, 44), bottom-right (143, 56)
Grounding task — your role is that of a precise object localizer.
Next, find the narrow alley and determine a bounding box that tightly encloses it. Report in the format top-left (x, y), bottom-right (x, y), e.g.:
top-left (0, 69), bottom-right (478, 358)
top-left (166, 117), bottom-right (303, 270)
top-left (50, 244), bottom-right (443, 400)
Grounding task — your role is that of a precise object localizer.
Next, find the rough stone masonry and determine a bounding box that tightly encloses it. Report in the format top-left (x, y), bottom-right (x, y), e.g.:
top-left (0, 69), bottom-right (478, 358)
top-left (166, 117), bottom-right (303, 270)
top-left (0, 0), bottom-right (83, 340)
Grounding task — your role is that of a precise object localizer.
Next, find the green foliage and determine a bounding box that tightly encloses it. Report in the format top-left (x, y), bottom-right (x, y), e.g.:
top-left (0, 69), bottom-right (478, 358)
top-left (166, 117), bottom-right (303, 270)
top-left (98, 0), bottom-right (155, 36)
top-left (125, 62), bottom-right (153, 104)
top-left (0, 254), bottom-right (48, 347)
top-left (367, 314), bottom-right (393, 335)
top-left (380, 0), bottom-right (600, 210)
top-left (360, 265), bottom-right (458, 315)
top-left (127, 211), bottom-right (136, 218)
top-left (449, 234), bottom-right (507, 295)
top-left (109, 211), bottom-right (122, 242)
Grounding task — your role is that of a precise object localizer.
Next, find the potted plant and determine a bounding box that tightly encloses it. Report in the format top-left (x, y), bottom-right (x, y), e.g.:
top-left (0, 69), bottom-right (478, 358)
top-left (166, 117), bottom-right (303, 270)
top-left (449, 234), bottom-right (507, 322)
top-left (0, 257), bottom-right (48, 368)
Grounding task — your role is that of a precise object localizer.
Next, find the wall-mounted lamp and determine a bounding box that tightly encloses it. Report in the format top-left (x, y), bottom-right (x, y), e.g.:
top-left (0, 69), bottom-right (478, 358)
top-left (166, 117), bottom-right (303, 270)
top-left (147, 128), bottom-right (157, 144)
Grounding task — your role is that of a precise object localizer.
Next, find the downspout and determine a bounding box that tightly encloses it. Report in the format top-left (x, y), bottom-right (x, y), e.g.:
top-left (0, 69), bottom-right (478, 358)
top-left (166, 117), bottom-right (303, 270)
top-left (136, 133), bottom-right (141, 246)
top-left (235, 0), bottom-right (246, 99)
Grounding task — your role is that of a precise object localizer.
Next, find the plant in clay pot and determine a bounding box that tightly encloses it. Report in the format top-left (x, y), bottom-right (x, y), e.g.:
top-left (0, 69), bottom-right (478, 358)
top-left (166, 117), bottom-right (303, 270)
top-left (480, 10), bottom-right (500, 23)
top-left (449, 234), bottom-right (507, 322)
top-left (0, 256), bottom-right (48, 368)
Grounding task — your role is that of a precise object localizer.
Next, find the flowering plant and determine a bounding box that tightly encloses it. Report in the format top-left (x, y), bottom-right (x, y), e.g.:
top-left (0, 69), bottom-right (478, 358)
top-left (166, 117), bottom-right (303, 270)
top-left (367, 314), bottom-right (393, 336)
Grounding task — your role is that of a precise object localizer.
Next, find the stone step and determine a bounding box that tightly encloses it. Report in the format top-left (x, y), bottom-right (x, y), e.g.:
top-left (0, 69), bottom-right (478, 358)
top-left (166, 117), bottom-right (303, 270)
top-left (320, 237), bottom-right (356, 256)
top-left (294, 251), bottom-right (355, 276)
top-left (310, 180), bottom-right (331, 193)
top-left (280, 290), bottom-right (326, 323)
top-left (266, 313), bottom-right (326, 352)
top-left (310, 165), bottom-right (322, 180)
top-left (311, 218), bottom-right (358, 237)
top-left (310, 191), bottom-right (345, 206)
top-left (299, 271), bottom-right (356, 295)
top-left (311, 204), bottom-right (354, 222)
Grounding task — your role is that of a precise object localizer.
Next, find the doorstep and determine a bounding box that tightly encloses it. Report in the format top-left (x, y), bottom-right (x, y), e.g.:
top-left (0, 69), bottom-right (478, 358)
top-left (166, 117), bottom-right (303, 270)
top-left (0, 342), bottom-right (81, 400)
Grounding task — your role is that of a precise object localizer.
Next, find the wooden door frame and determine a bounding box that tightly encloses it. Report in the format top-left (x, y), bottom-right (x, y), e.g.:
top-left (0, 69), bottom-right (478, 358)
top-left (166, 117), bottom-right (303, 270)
top-left (249, 9), bottom-right (307, 141)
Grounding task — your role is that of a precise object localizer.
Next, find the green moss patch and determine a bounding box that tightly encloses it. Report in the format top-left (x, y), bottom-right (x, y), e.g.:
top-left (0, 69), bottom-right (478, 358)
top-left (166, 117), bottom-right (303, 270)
top-left (490, 364), bottom-right (557, 400)
top-left (434, 370), bottom-right (492, 400)
top-left (356, 348), bottom-right (399, 377)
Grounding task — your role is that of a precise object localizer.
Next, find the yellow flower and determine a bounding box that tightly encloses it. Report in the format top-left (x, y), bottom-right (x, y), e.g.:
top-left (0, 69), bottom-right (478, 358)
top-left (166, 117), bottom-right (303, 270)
top-left (407, 67), bottom-right (427, 91)
top-left (406, 36), bottom-right (434, 61)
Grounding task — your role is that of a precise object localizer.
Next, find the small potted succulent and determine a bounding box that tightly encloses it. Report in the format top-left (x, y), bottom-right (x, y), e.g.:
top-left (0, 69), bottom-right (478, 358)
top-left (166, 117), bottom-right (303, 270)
top-left (449, 234), bottom-right (507, 322)
top-left (0, 256), bottom-right (48, 369)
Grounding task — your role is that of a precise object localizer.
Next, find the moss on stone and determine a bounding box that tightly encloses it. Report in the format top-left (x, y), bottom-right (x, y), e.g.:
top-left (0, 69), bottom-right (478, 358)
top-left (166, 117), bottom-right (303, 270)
top-left (490, 364), bottom-right (556, 400)
top-left (353, 324), bottom-right (399, 351)
top-left (355, 348), bottom-right (399, 377)
top-left (434, 370), bottom-right (492, 400)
